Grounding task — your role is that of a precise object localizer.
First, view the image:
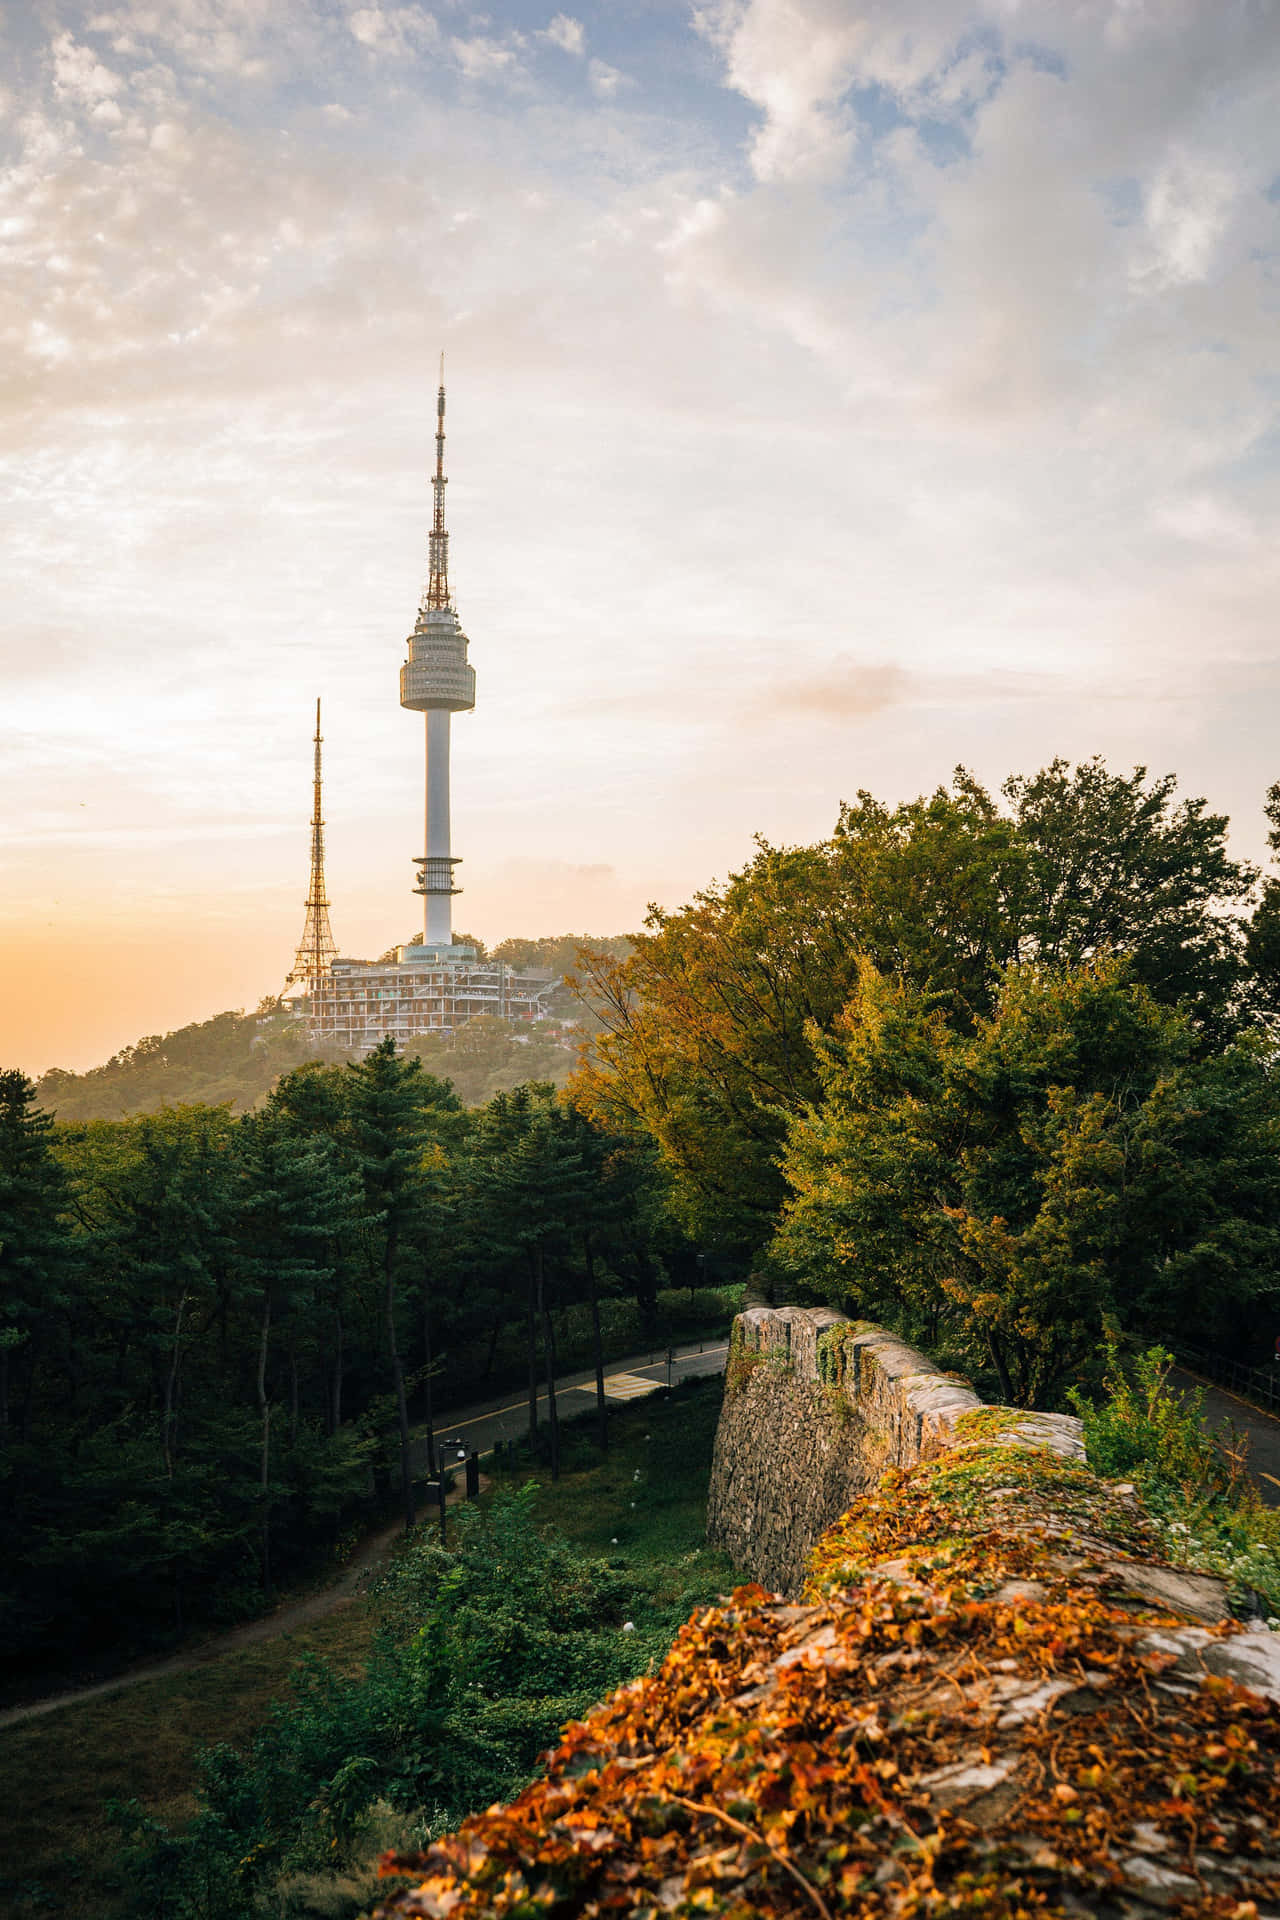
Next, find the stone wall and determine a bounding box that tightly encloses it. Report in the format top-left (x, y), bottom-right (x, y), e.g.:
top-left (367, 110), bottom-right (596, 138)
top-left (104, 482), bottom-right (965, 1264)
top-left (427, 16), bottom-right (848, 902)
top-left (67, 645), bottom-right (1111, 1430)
top-left (706, 1306), bottom-right (1082, 1592)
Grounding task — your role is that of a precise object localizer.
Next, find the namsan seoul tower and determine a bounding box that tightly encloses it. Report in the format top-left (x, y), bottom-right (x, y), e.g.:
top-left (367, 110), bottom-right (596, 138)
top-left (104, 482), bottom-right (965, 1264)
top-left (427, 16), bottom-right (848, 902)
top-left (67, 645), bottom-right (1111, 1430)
top-left (399, 358), bottom-right (476, 953)
top-left (294, 370), bottom-right (558, 1052)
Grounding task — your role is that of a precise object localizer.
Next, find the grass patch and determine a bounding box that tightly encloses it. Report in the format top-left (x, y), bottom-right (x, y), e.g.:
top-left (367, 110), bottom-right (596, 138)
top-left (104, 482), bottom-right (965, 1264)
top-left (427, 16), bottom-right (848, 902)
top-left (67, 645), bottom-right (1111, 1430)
top-left (499, 1373), bottom-right (729, 1562)
top-left (0, 1378), bottom-right (730, 1920)
top-left (0, 1607), bottom-right (374, 1920)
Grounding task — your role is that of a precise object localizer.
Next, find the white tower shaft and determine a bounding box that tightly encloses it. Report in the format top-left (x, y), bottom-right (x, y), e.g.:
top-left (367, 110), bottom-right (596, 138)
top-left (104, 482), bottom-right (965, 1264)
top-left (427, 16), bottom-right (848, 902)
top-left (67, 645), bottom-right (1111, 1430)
top-left (424, 709), bottom-right (453, 945)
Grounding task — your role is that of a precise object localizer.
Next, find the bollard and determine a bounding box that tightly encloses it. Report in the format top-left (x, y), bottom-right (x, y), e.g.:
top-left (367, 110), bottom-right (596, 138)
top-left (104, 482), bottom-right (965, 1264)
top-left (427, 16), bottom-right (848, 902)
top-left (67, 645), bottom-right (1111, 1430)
top-left (465, 1451), bottom-right (480, 1499)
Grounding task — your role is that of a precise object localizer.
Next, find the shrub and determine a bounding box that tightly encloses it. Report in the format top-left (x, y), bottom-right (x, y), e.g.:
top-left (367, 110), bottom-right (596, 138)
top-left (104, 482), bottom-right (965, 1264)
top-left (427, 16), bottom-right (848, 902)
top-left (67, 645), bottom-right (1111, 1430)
top-left (1071, 1346), bottom-right (1280, 1620)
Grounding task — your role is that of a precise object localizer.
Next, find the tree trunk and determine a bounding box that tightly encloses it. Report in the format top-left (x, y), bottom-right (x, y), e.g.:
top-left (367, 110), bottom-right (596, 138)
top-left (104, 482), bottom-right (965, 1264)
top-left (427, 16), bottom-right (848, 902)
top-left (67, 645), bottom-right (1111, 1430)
top-left (319, 1327), bottom-right (333, 1436)
top-left (287, 1338), bottom-right (299, 1449)
top-left (422, 1272), bottom-right (437, 1476)
top-left (386, 1249), bottom-right (415, 1533)
top-left (586, 1236), bottom-right (608, 1453)
top-left (526, 1264), bottom-right (539, 1439)
top-left (482, 1314), bottom-right (501, 1382)
top-left (0, 1342), bottom-right (7, 1440)
top-left (986, 1328), bottom-right (1015, 1406)
top-left (257, 1292), bottom-right (273, 1600)
top-left (331, 1297), bottom-right (344, 1435)
top-left (162, 1295), bottom-right (187, 1480)
top-left (537, 1244), bottom-right (560, 1482)
top-left (631, 1248), bottom-right (659, 1338)
top-left (19, 1348), bottom-right (36, 1445)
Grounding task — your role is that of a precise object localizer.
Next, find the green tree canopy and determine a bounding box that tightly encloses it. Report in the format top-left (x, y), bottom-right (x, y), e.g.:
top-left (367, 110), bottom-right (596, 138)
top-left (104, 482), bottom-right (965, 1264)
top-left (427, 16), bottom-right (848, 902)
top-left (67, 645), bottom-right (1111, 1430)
top-left (574, 759), bottom-right (1257, 1254)
top-left (775, 958), bottom-right (1280, 1405)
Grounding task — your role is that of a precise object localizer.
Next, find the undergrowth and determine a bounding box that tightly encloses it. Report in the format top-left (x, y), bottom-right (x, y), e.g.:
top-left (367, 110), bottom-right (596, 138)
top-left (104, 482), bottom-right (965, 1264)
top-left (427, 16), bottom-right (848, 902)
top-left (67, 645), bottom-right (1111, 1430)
top-left (92, 1378), bottom-right (731, 1920)
top-left (1069, 1344), bottom-right (1280, 1621)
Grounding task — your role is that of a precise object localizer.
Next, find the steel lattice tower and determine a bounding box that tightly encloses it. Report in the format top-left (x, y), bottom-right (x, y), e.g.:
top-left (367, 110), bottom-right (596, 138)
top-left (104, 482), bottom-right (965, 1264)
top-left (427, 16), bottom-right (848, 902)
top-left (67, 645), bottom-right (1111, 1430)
top-left (286, 698), bottom-right (339, 987)
top-left (399, 357), bottom-right (475, 947)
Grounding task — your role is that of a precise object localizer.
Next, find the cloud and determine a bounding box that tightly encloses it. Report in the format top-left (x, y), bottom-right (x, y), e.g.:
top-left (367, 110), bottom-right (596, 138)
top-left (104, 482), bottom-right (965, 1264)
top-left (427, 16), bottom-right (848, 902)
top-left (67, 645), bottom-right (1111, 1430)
top-left (450, 32), bottom-right (525, 82)
top-left (51, 31), bottom-right (122, 109)
top-left (1140, 154), bottom-right (1239, 287)
top-left (588, 58), bottom-right (629, 99)
top-left (83, 2), bottom-right (277, 77)
top-left (693, 0), bottom-right (976, 185)
top-left (542, 13), bottom-right (585, 58)
top-left (746, 661), bottom-right (907, 721)
top-left (677, 0), bottom-right (1280, 456)
top-left (347, 5), bottom-right (437, 58)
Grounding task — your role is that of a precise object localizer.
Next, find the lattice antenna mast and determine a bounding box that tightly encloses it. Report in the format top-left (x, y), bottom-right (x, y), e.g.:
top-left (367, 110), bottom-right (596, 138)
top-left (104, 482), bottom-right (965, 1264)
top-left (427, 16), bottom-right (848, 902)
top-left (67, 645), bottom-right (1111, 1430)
top-left (287, 698), bottom-right (339, 987)
top-left (424, 352), bottom-right (450, 611)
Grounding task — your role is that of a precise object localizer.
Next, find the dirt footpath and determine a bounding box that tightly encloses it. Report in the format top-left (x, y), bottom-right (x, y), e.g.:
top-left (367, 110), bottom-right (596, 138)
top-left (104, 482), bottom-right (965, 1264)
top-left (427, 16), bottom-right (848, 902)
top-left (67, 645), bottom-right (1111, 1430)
top-left (0, 1481), bottom-right (483, 1733)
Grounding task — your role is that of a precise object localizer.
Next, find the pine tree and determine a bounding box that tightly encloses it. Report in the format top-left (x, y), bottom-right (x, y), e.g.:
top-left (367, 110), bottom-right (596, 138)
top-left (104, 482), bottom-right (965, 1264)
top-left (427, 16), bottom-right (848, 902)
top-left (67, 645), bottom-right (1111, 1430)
top-left (345, 1041), bottom-right (461, 1529)
top-left (0, 1070), bottom-right (73, 1442)
top-left (470, 1087), bottom-right (591, 1480)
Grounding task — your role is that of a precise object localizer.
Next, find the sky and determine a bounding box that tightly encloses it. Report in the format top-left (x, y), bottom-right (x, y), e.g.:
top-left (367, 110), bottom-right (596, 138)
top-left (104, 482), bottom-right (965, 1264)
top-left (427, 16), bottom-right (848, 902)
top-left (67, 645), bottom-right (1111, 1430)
top-left (4, 0), bottom-right (1280, 1074)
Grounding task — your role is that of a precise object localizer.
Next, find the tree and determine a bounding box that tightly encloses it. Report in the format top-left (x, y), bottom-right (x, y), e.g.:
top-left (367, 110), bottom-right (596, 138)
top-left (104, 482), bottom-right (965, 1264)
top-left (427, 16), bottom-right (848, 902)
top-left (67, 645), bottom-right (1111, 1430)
top-left (468, 1087), bottom-right (591, 1479)
top-left (1005, 758), bottom-right (1253, 1035)
top-left (35, 1005), bottom-right (320, 1122)
top-left (231, 1112), bottom-right (361, 1595)
top-left (574, 760), bottom-right (1256, 1256)
top-left (776, 958), bottom-right (1280, 1404)
top-left (402, 1015), bottom-right (577, 1105)
top-left (0, 1071), bottom-right (73, 1442)
top-left (265, 1062), bottom-right (369, 1434)
top-left (542, 1106), bottom-right (656, 1452)
top-left (348, 1043), bottom-right (423, 1530)
top-left (1245, 781), bottom-right (1280, 1018)
top-left (345, 1042), bottom-right (462, 1531)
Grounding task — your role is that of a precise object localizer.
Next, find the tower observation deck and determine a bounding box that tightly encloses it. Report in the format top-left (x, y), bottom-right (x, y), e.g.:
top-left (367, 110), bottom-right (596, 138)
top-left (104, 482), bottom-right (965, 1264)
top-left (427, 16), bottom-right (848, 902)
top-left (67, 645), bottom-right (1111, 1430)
top-left (400, 359), bottom-right (475, 950)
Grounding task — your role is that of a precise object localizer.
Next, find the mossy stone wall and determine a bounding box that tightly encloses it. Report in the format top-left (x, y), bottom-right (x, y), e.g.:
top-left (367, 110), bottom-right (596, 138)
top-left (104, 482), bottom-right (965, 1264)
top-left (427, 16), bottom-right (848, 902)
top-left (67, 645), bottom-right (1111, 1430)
top-left (707, 1307), bottom-right (1080, 1592)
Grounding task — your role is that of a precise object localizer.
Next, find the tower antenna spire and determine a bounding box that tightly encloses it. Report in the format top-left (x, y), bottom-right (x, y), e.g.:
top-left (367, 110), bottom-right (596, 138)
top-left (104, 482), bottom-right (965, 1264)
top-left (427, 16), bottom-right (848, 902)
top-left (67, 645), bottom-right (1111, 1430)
top-left (286, 697), bottom-right (339, 988)
top-left (424, 353), bottom-right (449, 611)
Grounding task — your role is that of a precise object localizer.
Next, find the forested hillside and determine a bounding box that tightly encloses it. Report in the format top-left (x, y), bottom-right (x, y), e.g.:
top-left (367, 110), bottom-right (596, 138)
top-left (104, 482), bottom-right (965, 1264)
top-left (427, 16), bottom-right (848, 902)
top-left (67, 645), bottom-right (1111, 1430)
top-left (35, 1004), bottom-right (318, 1121)
top-left (34, 934), bottom-right (631, 1121)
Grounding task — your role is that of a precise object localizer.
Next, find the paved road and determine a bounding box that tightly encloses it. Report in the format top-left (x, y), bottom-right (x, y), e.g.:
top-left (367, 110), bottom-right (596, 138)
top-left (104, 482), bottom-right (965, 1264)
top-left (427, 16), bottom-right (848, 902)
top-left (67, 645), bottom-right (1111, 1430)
top-left (0, 1340), bottom-right (728, 1732)
top-left (427, 1341), bottom-right (728, 1466)
top-left (1172, 1367), bottom-right (1280, 1508)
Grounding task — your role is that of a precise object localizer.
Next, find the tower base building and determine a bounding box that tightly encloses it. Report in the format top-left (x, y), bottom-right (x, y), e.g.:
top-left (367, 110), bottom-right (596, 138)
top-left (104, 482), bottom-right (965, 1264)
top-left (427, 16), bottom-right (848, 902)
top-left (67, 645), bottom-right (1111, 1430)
top-left (305, 946), bottom-right (556, 1056)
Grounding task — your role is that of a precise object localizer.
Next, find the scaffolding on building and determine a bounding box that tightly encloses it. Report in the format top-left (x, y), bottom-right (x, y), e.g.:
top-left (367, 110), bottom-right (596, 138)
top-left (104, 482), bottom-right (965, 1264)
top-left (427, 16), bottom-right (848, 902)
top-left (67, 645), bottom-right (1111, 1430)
top-left (306, 951), bottom-right (557, 1056)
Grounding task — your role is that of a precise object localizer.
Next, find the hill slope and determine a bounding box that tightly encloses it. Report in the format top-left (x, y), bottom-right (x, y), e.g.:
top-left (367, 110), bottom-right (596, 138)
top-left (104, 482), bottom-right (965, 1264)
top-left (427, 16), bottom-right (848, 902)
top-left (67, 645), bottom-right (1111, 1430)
top-left (35, 1004), bottom-right (318, 1120)
top-left (33, 935), bottom-right (631, 1120)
